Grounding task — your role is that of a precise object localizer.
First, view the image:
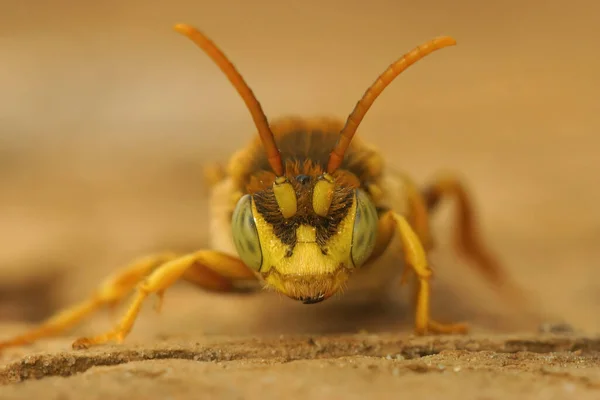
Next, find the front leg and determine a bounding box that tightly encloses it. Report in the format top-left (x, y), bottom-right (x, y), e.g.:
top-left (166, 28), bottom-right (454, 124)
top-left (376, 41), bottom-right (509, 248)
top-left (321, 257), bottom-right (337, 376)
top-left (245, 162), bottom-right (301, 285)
top-left (72, 251), bottom-right (256, 349)
top-left (0, 253), bottom-right (178, 352)
top-left (382, 211), bottom-right (468, 335)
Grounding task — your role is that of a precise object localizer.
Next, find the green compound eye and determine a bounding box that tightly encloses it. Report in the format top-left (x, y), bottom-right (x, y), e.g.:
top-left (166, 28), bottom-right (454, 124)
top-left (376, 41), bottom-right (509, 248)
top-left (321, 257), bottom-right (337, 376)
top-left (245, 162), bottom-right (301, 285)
top-left (350, 189), bottom-right (378, 268)
top-left (231, 194), bottom-right (263, 271)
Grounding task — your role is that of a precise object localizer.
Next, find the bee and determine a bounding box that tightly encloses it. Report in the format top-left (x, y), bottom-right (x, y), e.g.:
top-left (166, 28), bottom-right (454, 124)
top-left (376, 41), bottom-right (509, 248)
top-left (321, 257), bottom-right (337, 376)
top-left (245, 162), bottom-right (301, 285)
top-left (0, 23), bottom-right (517, 351)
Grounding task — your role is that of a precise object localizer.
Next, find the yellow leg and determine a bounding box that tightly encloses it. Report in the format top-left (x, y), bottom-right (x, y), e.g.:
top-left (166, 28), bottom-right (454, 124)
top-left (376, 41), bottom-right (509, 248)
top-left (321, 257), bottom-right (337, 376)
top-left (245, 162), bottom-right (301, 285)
top-left (72, 251), bottom-right (255, 349)
top-left (402, 174), bottom-right (434, 250)
top-left (0, 253), bottom-right (177, 351)
top-left (390, 212), bottom-right (468, 335)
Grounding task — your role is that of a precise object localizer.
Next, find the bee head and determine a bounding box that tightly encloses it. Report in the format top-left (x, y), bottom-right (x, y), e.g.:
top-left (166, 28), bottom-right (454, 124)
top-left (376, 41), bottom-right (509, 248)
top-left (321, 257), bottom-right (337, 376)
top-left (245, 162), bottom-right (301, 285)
top-left (231, 171), bottom-right (379, 303)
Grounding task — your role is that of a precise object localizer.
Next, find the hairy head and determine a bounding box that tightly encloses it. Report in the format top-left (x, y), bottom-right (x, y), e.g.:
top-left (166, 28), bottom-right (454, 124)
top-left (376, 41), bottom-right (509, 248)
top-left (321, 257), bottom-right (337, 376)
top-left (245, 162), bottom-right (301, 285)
top-left (231, 169), bottom-right (379, 303)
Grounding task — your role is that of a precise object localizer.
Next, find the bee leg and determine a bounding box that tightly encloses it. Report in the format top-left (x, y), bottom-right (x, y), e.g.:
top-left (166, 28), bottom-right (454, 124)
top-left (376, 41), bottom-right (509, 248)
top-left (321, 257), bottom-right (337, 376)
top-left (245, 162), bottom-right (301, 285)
top-left (389, 212), bottom-right (468, 335)
top-left (71, 251), bottom-right (255, 350)
top-left (0, 253), bottom-right (178, 351)
top-left (422, 173), bottom-right (522, 294)
top-left (181, 260), bottom-right (259, 294)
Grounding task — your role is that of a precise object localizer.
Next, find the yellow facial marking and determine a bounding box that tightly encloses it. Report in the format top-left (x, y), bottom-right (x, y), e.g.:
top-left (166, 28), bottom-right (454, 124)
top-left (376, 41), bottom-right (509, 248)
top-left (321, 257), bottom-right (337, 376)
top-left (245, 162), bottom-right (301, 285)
top-left (296, 225), bottom-right (316, 243)
top-left (250, 194), bottom-right (358, 300)
top-left (312, 173), bottom-right (335, 217)
top-left (272, 176), bottom-right (297, 218)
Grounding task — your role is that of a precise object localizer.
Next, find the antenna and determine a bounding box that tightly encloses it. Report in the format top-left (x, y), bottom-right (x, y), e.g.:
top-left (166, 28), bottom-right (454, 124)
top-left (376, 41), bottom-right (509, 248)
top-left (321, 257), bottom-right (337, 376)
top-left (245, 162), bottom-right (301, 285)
top-left (174, 24), bottom-right (284, 176)
top-left (327, 36), bottom-right (457, 173)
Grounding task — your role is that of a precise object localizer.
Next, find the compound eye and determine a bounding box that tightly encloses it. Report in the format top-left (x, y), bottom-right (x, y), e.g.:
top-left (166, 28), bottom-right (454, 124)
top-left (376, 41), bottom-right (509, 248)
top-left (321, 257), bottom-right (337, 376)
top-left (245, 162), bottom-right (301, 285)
top-left (231, 194), bottom-right (263, 271)
top-left (350, 189), bottom-right (378, 268)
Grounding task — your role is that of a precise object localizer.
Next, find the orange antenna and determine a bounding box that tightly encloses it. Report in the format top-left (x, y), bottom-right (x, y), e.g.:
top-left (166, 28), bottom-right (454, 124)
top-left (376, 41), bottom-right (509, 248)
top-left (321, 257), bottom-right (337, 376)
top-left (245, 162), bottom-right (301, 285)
top-left (174, 23), bottom-right (284, 176)
top-left (327, 36), bottom-right (457, 174)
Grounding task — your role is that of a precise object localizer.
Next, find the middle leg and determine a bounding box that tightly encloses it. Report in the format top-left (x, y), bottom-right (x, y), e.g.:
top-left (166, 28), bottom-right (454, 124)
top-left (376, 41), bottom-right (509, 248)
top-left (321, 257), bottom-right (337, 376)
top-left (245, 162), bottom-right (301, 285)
top-left (422, 172), bottom-right (532, 308)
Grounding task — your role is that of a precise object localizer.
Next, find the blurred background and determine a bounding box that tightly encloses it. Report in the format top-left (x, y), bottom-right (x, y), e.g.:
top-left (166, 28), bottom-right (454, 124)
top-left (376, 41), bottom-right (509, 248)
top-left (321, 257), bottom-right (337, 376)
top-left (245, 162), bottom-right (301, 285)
top-left (0, 0), bottom-right (598, 341)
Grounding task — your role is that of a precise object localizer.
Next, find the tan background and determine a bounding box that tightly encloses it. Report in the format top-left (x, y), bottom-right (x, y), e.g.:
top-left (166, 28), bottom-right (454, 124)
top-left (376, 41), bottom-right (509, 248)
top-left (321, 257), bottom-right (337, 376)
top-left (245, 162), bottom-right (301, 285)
top-left (1, 1), bottom-right (600, 398)
top-left (1, 0), bottom-right (599, 346)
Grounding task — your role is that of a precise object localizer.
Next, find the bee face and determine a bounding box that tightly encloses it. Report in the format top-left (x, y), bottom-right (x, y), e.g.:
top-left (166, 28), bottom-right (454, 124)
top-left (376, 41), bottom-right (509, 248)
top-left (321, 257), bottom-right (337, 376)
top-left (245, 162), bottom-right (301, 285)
top-left (231, 176), bottom-right (379, 304)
